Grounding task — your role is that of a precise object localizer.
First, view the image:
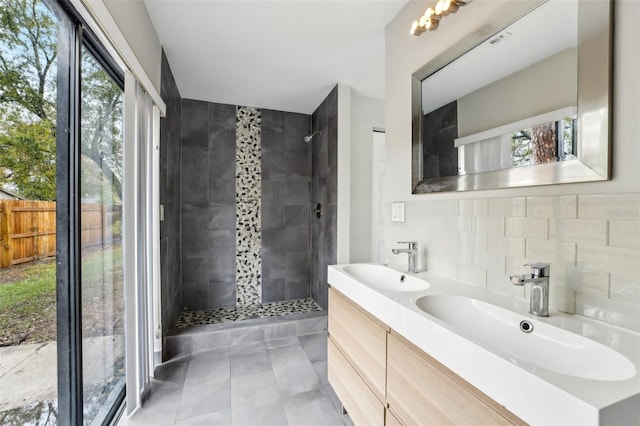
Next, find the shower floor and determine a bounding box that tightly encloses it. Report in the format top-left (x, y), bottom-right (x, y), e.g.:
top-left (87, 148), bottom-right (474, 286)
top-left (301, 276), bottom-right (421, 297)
top-left (175, 297), bottom-right (322, 329)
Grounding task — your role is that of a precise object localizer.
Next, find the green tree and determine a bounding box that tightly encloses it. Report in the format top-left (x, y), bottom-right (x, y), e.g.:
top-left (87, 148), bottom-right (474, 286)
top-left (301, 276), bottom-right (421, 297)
top-left (0, 0), bottom-right (123, 202)
top-left (0, 0), bottom-right (56, 200)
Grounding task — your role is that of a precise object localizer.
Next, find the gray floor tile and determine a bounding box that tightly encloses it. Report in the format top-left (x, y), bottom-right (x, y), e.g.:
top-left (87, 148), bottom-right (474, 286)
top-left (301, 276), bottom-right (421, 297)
top-left (176, 379), bottom-right (231, 421)
top-left (123, 315), bottom-right (350, 426)
top-left (189, 346), bottom-right (229, 361)
top-left (184, 353), bottom-right (230, 386)
top-left (269, 344), bottom-right (324, 397)
top-left (230, 349), bottom-right (271, 378)
top-left (232, 400), bottom-right (289, 426)
top-left (282, 388), bottom-right (345, 426)
top-left (174, 410), bottom-right (231, 426)
top-left (265, 336), bottom-right (299, 350)
top-left (298, 332), bottom-right (327, 363)
top-left (229, 340), bottom-right (266, 355)
top-left (311, 361), bottom-right (328, 387)
top-left (231, 371), bottom-right (288, 426)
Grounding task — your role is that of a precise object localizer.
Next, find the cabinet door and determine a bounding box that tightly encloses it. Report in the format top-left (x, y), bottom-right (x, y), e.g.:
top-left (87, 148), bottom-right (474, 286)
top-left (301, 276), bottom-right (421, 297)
top-left (386, 409), bottom-right (403, 426)
top-left (328, 338), bottom-right (385, 426)
top-left (328, 287), bottom-right (388, 401)
top-left (387, 332), bottom-right (523, 426)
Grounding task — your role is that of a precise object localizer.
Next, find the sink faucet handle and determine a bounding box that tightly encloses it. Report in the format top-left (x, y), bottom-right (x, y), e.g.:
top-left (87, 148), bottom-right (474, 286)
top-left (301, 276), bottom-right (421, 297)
top-left (397, 241), bottom-right (418, 249)
top-left (523, 263), bottom-right (550, 278)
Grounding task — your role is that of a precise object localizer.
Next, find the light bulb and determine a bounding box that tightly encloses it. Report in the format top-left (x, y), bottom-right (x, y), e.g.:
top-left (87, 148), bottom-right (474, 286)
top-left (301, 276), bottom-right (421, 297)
top-left (419, 15), bottom-right (427, 27)
top-left (410, 20), bottom-right (419, 35)
top-left (424, 7), bottom-right (434, 20)
top-left (435, 0), bottom-right (444, 15)
top-left (443, 0), bottom-right (452, 13)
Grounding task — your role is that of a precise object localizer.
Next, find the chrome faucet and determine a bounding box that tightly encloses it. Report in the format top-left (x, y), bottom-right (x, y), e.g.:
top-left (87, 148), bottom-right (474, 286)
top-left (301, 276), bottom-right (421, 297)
top-left (392, 241), bottom-right (418, 273)
top-left (510, 263), bottom-right (550, 317)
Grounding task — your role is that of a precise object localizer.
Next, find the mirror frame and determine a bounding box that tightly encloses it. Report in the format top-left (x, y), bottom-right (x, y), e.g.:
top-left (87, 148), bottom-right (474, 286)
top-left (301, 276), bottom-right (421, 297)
top-left (411, 0), bottom-right (612, 194)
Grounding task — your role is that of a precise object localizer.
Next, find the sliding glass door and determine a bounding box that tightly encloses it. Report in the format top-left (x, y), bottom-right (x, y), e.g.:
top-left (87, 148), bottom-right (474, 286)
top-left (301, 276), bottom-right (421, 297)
top-left (79, 45), bottom-right (125, 424)
top-left (54, 1), bottom-right (126, 424)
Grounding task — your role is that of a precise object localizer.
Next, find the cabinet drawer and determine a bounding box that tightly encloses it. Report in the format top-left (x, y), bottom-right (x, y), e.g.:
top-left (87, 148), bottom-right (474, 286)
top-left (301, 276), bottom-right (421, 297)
top-left (328, 338), bottom-right (385, 426)
top-left (387, 332), bottom-right (523, 426)
top-left (328, 287), bottom-right (388, 401)
top-left (386, 409), bottom-right (403, 426)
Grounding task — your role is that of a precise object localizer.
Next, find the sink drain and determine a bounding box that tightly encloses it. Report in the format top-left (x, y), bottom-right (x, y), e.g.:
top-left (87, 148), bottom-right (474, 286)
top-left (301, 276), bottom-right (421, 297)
top-left (519, 320), bottom-right (534, 333)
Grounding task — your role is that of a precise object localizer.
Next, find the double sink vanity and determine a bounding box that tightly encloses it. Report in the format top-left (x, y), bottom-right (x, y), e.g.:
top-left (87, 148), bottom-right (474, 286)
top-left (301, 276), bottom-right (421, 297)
top-left (326, 263), bottom-right (640, 425)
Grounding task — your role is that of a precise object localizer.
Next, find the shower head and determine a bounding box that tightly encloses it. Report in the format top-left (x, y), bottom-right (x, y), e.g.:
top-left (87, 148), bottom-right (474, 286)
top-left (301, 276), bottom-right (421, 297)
top-left (304, 131), bottom-right (321, 143)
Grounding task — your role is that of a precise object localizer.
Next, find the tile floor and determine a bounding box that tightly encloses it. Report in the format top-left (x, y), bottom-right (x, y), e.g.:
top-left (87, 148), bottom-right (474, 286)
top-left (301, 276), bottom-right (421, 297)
top-left (118, 331), bottom-right (353, 426)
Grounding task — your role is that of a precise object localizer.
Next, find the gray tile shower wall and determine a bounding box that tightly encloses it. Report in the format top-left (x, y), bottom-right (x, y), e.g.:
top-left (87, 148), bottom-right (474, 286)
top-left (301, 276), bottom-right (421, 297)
top-left (261, 110), bottom-right (311, 303)
top-left (160, 50), bottom-right (183, 341)
top-left (179, 99), bottom-right (312, 311)
top-left (310, 86), bottom-right (338, 310)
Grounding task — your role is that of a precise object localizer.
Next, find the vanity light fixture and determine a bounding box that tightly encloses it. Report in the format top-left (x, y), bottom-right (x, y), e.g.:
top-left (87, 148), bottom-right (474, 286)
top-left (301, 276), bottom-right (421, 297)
top-left (410, 0), bottom-right (473, 36)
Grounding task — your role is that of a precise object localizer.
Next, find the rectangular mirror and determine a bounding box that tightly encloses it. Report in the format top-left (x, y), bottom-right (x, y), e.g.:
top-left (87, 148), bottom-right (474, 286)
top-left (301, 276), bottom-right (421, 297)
top-left (412, 0), bottom-right (612, 193)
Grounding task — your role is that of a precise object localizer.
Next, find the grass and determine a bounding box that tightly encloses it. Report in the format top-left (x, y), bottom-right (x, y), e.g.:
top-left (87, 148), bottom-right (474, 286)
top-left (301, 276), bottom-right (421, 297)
top-left (0, 260), bottom-right (56, 345)
top-left (0, 245), bottom-right (124, 346)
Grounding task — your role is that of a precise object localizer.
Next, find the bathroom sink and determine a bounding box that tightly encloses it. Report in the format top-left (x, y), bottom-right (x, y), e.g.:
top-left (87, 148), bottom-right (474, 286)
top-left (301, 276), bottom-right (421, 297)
top-left (342, 264), bottom-right (430, 292)
top-left (415, 294), bottom-right (636, 381)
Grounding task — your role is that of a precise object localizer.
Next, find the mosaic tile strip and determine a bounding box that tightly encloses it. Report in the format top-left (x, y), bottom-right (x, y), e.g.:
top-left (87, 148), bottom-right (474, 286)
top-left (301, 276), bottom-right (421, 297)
top-left (236, 106), bottom-right (262, 307)
top-left (175, 298), bottom-right (323, 328)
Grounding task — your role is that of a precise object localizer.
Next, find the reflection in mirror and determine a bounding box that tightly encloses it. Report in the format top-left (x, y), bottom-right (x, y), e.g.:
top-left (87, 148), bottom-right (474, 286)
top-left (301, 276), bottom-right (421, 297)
top-left (412, 0), bottom-right (611, 193)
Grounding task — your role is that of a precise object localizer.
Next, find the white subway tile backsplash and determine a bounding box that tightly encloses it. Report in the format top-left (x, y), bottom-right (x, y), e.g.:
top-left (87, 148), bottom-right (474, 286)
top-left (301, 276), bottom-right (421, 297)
top-left (474, 251), bottom-right (506, 273)
top-left (610, 274), bottom-right (640, 305)
top-left (578, 194), bottom-right (640, 221)
top-left (388, 193), bottom-right (640, 332)
top-left (457, 264), bottom-right (487, 287)
top-left (488, 197), bottom-right (526, 217)
top-left (505, 217), bottom-right (548, 239)
top-left (550, 264), bottom-right (609, 297)
top-left (458, 199), bottom-right (488, 216)
top-left (487, 270), bottom-right (525, 298)
top-left (472, 216), bottom-right (504, 235)
top-left (549, 219), bottom-right (608, 245)
top-left (577, 244), bottom-right (640, 277)
top-left (457, 216), bottom-right (472, 232)
top-left (525, 239), bottom-right (576, 265)
top-left (526, 196), bottom-right (577, 218)
top-left (487, 235), bottom-right (525, 258)
top-left (505, 256), bottom-right (530, 276)
top-left (426, 256), bottom-right (457, 278)
top-left (409, 200), bottom-right (458, 216)
top-left (459, 232), bottom-right (488, 252)
top-left (548, 285), bottom-right (576, 314)
top-left (575, 293), bottom-right (640, 332)
top-left (609, 220), bottom-right (640, 249)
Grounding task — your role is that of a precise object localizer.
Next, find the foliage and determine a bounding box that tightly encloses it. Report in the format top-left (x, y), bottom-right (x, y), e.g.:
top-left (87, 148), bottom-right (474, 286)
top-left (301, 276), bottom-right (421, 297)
top-left (0, 0), bottom-right (57, 200)
top-left (0, 0), bottom-right (124, 202)
top-left (80, 48), bottom-right (124, 202)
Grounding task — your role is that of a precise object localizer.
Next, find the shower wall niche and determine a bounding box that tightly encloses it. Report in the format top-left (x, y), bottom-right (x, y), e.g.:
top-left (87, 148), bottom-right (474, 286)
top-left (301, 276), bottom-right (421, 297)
top-left (179, 99), bottom-right (312, 310)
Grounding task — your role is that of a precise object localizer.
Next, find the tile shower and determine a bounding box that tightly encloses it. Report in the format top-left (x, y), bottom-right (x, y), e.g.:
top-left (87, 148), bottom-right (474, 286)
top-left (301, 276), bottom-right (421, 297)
top-left (161, 72), bottom-right (338, 343)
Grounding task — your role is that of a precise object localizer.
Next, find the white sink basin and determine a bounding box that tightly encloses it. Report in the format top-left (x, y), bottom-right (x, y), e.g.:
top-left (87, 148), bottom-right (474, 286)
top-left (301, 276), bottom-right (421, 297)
top-left (342, 264), bottom-right (430, 292)
top-left (416, 294), bottom-right (636, 382)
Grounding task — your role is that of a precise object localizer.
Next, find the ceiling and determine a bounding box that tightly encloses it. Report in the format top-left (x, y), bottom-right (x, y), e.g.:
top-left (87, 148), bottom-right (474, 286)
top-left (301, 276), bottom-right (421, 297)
top-left (144, 0), bottom-right (409, 114)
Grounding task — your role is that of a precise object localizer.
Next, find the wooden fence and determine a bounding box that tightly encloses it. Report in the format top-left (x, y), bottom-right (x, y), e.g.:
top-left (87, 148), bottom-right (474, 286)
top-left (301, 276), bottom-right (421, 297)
top-left (0, 200), bottom-right (121, 268)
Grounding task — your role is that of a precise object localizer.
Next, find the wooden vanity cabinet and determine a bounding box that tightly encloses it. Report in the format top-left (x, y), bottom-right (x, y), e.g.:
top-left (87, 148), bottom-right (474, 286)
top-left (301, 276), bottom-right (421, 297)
top-left (328, 338), bottom-right (385, 426)
top-left (387, 331), bottom-right (524, 426)
top-left (327, 287), bottom-right (388, 400)
top-left (327, 287), bottom-right (523, 426)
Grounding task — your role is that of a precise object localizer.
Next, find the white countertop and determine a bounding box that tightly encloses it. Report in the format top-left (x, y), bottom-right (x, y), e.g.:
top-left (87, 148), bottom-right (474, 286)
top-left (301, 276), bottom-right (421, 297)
top-left (328, 263), bottom-right (640, 426)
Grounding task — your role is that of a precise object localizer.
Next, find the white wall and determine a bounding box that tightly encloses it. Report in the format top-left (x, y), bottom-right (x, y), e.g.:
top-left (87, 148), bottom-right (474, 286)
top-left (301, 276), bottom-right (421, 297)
top-left (458, 48), bottom-right (577, 137)
top-left (102, 0), bottom-right (162, 93)
top-left (384, 0), bottom-right (639, 331)
top-left (349, 93), bottom-right (385, 262)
